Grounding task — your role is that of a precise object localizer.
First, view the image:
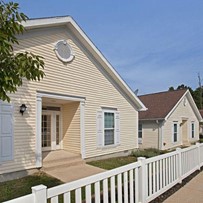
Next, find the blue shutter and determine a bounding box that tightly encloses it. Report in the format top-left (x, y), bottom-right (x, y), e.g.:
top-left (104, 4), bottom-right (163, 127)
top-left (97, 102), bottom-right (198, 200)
top-left (115, 112), bottom-right (120, 145)
top-left (0, 101), bottom-right (14, 162)
top-left (96, 111), bottom-right (103, 147)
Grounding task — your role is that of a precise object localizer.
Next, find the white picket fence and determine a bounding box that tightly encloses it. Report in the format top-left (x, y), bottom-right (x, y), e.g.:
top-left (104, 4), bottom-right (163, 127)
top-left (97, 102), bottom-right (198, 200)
top-left (5, 143), bottom-right (203, 203)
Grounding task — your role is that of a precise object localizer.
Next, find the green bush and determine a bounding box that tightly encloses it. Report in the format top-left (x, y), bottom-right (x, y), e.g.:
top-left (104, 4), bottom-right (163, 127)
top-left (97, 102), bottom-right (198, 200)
top-left (199, 138), bottom-right (203, 143)
top-left (131, 148), bottom-right (168, 158)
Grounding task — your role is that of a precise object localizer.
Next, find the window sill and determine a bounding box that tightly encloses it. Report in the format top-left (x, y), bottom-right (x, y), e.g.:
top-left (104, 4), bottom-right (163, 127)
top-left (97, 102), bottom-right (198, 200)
top-left (97, 144), bottom-right (120, 150)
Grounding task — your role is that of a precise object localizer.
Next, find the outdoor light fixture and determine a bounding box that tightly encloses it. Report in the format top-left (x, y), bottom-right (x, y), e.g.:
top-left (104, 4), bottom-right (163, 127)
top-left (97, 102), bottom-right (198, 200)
top-left (20, 104), bottom-right (27, 115)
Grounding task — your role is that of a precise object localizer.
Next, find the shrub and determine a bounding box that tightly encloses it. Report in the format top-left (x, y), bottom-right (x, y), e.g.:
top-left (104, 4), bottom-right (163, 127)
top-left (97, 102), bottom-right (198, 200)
top-left (132, 148), bottom-right (168, 158)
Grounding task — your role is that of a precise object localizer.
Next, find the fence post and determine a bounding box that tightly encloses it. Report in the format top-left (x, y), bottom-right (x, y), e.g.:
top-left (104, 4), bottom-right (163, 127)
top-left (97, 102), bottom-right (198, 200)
top-left (196, 142), bottom-right (201, 170)
top-left (32, 184), bottom-right (47, 203)
top-left (176, 148), bottom-right (182, 184)
top-left (138, 157), bottom-right (147, 203)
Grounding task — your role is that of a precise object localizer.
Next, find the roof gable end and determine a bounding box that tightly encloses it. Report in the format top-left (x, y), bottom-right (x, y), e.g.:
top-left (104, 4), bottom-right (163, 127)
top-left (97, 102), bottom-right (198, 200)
top-left (22, 16), bottom-right (146, 111)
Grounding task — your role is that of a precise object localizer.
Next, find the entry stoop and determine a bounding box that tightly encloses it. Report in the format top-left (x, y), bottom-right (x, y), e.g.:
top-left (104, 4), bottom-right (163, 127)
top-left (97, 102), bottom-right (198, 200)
top-left (41, 150), bottom-right (85, 172)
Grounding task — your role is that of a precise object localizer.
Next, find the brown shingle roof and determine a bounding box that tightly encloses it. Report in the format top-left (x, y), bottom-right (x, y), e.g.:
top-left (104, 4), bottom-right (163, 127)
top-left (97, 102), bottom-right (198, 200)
top-left (138, 89), bottom-right (187, 120)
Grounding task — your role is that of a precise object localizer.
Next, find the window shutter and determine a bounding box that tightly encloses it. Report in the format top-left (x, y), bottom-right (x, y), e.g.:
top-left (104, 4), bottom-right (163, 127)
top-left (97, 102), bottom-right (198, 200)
top-left (115, 112), bottom-right (120, 145)
top-left (96, 111), bottom-right (103, 147)
top-left (0, 101), bottom-right (14, 162)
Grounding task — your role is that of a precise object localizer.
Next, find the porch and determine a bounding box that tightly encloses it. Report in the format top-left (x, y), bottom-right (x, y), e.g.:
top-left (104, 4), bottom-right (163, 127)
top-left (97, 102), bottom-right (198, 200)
top-left (35, 92), bottom-right (86, 168)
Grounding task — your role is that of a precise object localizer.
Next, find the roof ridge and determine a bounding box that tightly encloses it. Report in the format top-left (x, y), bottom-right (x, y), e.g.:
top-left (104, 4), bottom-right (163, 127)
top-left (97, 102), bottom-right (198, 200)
top-left (138, 88), bottom-right (188, 97)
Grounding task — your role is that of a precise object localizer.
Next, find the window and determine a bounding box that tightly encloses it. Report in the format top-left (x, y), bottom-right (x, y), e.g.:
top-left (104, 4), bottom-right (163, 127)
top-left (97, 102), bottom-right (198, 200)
top-left (54, 40), bottom-right (74, 62)
top-left (173, 122), bottom-right (178, 142)
top-left (104, 112), bottom-right (115, 145)
top-left (138, 123), bottom-right (142, 144)
top-left (96, 109), bottom-right (120, 147)
top-left (138, 123), bottom-right (142, 139)
top-left (191, 122), bottom-right (195, 138)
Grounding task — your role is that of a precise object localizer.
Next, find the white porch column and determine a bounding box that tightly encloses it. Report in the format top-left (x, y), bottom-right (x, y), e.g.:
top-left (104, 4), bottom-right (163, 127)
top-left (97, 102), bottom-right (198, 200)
top-left (80, 101), bottom-right (86, 159)
top-left (36, 96), bottom-right (42, 167)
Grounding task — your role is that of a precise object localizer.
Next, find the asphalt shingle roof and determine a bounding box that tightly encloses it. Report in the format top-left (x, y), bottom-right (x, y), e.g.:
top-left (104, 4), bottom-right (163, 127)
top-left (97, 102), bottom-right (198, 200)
top-left (138, 89), bottom-right (187, 120)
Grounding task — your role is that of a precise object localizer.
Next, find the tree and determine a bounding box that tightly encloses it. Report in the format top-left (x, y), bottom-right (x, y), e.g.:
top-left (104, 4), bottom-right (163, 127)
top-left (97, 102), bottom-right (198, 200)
top-left (168, 84), bottom-right (203, 109)
top-left (168, 86), bottom-right (175, 91)
top-left (0, 1), bottom-right (45, 102)
top-left (198, 73), bottom-right (203, 109)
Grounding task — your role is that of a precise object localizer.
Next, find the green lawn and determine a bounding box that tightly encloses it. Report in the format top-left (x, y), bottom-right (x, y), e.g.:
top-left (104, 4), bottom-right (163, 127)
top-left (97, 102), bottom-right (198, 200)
top-left (88, 156), bottom-right (137, 170)
top-left (88, 148), bottom-right (168, 170)
top-left (0, 172), bottom-right (63, 202)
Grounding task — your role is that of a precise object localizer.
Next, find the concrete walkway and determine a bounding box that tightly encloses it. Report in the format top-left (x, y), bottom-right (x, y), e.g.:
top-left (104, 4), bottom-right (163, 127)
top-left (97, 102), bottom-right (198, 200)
top-left (44, 164), bottom-right (106, 183)
top-left (164, 171), bottom-right (203, 203)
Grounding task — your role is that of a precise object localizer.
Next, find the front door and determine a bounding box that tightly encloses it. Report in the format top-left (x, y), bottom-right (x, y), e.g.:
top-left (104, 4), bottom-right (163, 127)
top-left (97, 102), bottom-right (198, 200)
top-left (42, 111), bottom-right (61, 151)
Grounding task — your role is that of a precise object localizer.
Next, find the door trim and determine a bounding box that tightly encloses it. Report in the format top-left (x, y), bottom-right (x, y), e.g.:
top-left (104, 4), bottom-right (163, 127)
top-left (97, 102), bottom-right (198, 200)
top-left (42, 110), bottom-right (62, 151)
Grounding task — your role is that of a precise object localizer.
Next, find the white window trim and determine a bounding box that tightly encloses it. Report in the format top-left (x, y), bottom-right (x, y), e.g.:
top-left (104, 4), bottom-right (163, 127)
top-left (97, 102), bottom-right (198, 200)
top-left (172, 122), bottom-right (179, 143)
top-left (191, 121), bottom-right (195, 139)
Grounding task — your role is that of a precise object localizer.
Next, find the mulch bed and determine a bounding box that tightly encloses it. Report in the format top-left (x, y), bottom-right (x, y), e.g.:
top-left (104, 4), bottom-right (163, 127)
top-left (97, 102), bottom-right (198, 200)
top-left (150, 167), bottom-right (202, 203)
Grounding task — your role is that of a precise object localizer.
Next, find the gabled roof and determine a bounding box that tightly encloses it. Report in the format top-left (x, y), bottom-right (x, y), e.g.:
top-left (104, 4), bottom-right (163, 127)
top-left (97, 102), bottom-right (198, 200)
top-left (139, 89), bottom-right (202, 121)
top-left (21, 16), bottom-right (147, 111)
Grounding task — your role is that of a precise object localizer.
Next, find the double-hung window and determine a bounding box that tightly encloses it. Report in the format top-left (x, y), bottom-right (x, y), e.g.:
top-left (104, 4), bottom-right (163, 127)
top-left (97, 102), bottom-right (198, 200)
top-left (191, 122), bottom-right (195, 138)
top-left (173, 122), bottom-right (178, 142)
top-left (104, 112), bottom-right (115, 146)
top-left (138, 123), bottom-right (142, 144)
top-left (96, 109), bottom-right (120, 147)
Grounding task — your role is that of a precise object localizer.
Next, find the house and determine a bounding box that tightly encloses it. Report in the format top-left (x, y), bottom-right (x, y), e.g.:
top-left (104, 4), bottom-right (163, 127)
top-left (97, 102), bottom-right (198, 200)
top-left (0, 16), bottom-right (146, 180)
top-left (138, 89), bottom-right (202, 150)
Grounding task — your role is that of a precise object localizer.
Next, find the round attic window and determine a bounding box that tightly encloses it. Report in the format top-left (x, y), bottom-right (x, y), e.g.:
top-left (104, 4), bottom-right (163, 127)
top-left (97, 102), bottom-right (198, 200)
top-left (54, 40), bottom-right (74, 62)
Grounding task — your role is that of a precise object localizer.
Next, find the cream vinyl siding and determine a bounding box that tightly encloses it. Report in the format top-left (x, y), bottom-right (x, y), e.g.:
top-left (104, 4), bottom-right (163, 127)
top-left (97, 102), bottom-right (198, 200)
top-left (63, 102), bottom-right (80, 153)
top-left (162, 96), bottom-right (199, 150)
top-left (139, 121), bottom-right (159, 149)
top-left (0, 26), bottom-right (138, 174)
top-left (0, 95), bottom-right (36, 174)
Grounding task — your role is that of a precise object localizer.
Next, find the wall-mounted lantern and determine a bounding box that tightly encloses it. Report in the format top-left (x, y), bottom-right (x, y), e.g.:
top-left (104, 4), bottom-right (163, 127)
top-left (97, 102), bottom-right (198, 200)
top-left (20, 104), bottom-right (27, 115)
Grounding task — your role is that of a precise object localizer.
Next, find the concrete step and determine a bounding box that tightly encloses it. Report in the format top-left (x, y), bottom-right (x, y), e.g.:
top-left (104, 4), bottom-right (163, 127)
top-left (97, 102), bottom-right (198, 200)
top-left (43, 154), bottom-right (82, 165)
top-left (41, 150), bottom-right (85, 172)
top-left (42, 158), bottom-right (85, 172)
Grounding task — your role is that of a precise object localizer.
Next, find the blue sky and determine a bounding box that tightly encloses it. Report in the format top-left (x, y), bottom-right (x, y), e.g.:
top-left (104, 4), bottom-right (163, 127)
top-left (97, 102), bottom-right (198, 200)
top-left (11, 0), bottom-right (203, 95)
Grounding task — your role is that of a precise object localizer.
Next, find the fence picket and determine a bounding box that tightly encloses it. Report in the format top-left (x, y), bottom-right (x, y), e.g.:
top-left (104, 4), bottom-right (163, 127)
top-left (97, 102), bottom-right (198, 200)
top-left (85, 184), bottom-right (91, 203)
top-left (94, 181), bottom-right (100, 203)
top-left (117, 173), bottom-right (122, 203)
top-left (149, 163), bottom-right (152, 196)
top-left (110, 176), bottom-right (116, 203)
top-left (63, 192), bottom-right (71, 203)
top-left (103, 179), bottom-right (108, 203)
top-left (129, 169), bottom-right (134, 203)
top-left (75, 188), bottom-right (82, 203)
top-left (51, 196), bottom-right (58, 203)
top-left (160, 159), bottom-right (163, 189)
top-left (135, 168), bottom-right (139, 203)
top-left (156, 160), bottom-right (159, 191)
top-left (124, 171), bottom-right (128, 203)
